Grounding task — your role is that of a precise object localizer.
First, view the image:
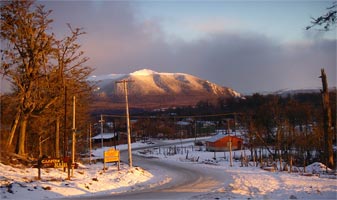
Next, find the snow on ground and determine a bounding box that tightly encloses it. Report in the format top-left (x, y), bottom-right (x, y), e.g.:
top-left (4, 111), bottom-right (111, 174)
top-left (1, 138), bottom-right (337, 199)
top-left (134, 140), bottom-right (337, 200)
top-left (225, 167), bottom-right (336, 199)
top-left (0, 141), bottom-right (171, 200)
top-left (0, 162), bottom-right (159, 200)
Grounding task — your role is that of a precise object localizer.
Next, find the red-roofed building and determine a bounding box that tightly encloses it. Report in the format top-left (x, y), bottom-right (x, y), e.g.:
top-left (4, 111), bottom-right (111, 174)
top-left (205, 134), bottom-right (243, 152)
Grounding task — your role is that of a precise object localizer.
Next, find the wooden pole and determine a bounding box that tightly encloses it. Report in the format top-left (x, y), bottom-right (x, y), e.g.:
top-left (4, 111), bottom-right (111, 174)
top-left (71, 96), bottom-right (76, 177)
top-left (89, 123), bottom-right (92, 165)
top-left (124, 81), bottom-right (132, 167)
top-left (228, 119), bottom-right (233, 167)
top-left (116, 80), bottom-right (134, 167)
top-left (39, 136), bottom-right (42, 158)
top-left (63, 87), bottom-right (67, 173)
top-left (100, 114), bottom-right (104, 149)
top-left (229, 136), bottom-right (233, 167)
top-left (63, 86), bottom-right (67, 158)
top-left (55, 117), bottom-right (60, 158)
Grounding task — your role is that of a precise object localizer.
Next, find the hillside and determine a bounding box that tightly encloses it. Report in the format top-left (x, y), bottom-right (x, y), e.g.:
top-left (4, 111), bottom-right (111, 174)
top-left (89, 69), bottom-right (241, 110)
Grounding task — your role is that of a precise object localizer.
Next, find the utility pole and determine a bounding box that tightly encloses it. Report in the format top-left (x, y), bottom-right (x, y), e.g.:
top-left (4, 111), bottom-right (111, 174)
top-left (194, 119), bottom-right (197, 143)
top-left (116, 79), bottom-right (134, 167)
top-left (89, 123), bottom-right (92, 165)
top-left (71, 96), bottom-right (76, 177)
top-left (234, 113), bottom-right (237, 136)
top-left (63, 86), bottom-right (67, 159)
top-left (113, 118), bottom-right (117, 149)
top-left (227, 118), bottom-right (233, 167)
top-left (229, 136), bottom-right (233, 167)
top-left (99, 114), bottom-right (104, 149)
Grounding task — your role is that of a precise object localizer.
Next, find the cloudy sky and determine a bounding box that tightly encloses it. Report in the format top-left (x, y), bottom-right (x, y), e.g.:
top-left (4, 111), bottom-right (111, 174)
top-left (42, 0), bottom-right (336, 94)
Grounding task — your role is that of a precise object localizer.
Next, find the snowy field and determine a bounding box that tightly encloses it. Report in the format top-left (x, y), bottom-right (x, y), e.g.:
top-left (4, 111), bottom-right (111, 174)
top-left (134, 142), bottom-right (337, 199)
top-left (1, 138), bottom-right (336, 200)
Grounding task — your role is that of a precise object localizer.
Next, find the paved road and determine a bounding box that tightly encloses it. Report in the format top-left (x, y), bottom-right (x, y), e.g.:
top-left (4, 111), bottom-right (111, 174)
top-left (68, 140), bottom-right (232, 199)
top-left (89, 148), bottom-right (231, 199)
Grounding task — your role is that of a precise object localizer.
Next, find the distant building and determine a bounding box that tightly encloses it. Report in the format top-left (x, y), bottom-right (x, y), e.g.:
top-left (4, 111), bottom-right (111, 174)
top-left (205, 134), bottom-right (243, 152)
top-left (91, 132), bottom-right (118, 148)
top-left (91, 132), bottom-right (134, 148)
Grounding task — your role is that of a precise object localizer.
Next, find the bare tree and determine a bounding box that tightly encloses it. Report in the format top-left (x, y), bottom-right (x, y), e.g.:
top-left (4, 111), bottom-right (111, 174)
top-left (0, 1), bottom-right (93, 157)
top-left (1, 1), bottom-right (57, 155)
top-left (51, 24), bottom-right (92, 158)
top-left (306, 2), bottom-right (336, 31)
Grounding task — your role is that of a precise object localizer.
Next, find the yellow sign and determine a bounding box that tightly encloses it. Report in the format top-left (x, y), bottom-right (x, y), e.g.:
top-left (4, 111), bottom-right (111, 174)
top-left (104, 149), bottom-right (120, 162)
top-left (103, 148), bottom-right (120, 171)
top-left (54, 162), bottom-right (68, 168)
top-left (40, 158), bottom-right (68, 168)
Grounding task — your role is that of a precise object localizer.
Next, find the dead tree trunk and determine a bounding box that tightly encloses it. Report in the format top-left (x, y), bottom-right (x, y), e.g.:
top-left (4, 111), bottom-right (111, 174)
top-left (320, 68), bottom-right (334, 169)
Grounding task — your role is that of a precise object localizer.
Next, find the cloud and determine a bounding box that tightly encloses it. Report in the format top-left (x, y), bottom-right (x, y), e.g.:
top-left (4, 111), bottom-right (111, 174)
top-left (44, 1), bottom-right (336, 94)
top-left (171, 33), bottom-right (336, 93)
top-left (189, 18), bottom-right (245, 34)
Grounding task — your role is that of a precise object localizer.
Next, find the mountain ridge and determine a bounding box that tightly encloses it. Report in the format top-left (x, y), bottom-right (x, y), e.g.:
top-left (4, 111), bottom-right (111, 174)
top-left (89, 69), bottom-right (241, 110)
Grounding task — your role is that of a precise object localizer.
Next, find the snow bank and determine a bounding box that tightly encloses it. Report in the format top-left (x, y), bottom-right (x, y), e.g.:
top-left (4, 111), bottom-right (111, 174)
top-left (305, 162), bottom-right (333, 174)
top-left (0, 162), bottom-right (154, 199)
top-left (227, 167), bottom-right (337, 199)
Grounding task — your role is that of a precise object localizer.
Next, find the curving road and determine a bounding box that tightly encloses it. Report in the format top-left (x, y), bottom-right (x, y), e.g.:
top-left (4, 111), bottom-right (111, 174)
top-left (87, 148), bottom-right (233, 199)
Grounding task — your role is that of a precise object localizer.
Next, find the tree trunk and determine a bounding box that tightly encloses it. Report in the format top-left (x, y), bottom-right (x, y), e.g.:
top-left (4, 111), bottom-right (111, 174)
top-left (320, 68), bottom-right (334, 169)
top-left (7, 111), bottom-right (21, 149)
top-left (55, 116), bottom-right (60, 158)
top-left (17, 114), bottom-right (28, 156)
top-left (289, 155), bottom-right (293, 173)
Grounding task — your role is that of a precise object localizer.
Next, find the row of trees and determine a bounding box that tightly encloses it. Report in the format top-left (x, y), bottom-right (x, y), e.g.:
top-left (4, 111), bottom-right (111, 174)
top-left (232, 92), bottom-right (335, 169)
top-left (0, 1), bottom-right (93, 158)
top-left (147, 88), bottom-right (335, 168)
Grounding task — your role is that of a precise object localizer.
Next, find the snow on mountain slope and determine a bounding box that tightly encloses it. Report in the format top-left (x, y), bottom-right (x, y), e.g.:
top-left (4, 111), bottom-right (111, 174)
top-left (89, 74), bottom-right (126, 81)
top-left (130, 69), bottom-right (157, 76)
top-left (90, 69), bottom-right (241, 108)
top-left (92, 69), bottom-right (239, 95)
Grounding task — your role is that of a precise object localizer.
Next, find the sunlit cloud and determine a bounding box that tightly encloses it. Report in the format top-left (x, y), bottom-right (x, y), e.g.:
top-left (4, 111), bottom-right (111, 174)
top-left (41, 1), bottom-right (336, 94)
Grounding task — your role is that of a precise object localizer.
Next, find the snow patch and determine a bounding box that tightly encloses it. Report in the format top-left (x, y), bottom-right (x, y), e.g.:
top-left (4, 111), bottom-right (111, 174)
top-left (88, 74), bottom-right (126, 81)
top-left (306, 162), bottom-right (333, 174)
top-left (130, 69), bottom-right (158, 76)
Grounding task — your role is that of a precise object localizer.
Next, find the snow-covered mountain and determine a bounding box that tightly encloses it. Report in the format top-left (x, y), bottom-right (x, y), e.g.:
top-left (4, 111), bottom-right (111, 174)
top-left (90, 69), bottom-right (241, 109)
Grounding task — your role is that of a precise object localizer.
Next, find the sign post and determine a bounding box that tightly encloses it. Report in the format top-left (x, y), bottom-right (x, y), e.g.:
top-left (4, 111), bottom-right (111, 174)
top-left (103, 148), bottom-right (120, 171)
top-left (37, 157), bottom-right (71, 180)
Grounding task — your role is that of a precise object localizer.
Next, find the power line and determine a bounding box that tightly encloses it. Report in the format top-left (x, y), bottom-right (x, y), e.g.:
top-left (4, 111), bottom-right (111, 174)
top-left (99, 112), bottom-right (242, 119)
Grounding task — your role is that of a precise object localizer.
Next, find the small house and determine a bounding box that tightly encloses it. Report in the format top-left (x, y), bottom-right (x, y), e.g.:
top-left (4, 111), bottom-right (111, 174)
top-left (205, 134), bottom-right (243, 152)
top-left (92, 132), bottom-right (118, 147)
top-left (91, 132), bottom-right (135, 148)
